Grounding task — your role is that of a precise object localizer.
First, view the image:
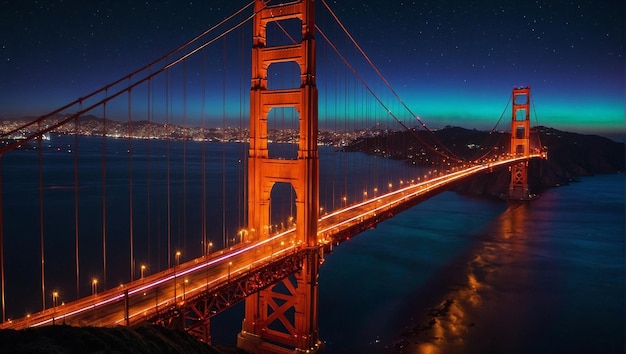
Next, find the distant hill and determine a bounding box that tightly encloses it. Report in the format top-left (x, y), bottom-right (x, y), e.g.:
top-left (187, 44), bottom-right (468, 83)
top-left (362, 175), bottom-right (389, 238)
top-left (344, 126), bottom-right (625, 197)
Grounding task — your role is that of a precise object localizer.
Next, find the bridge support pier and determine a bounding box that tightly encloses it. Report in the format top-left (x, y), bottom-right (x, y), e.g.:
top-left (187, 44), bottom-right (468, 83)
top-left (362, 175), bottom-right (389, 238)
top-left (238, 251), bottom-right (322, 354)
top-left (508, 86), bottom-right (534, 200)
top-left (239, 0), bottom-right (322, 352)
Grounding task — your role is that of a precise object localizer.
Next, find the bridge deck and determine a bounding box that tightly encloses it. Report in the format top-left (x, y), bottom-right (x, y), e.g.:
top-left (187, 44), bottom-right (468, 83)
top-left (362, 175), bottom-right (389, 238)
top-left (0, 156), bottom-right (538, 330)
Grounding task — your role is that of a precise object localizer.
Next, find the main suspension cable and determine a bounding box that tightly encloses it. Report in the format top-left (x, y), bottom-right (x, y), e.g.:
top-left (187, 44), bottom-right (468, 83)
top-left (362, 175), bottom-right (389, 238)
top-left (320, 0), bottom-right (462, 162)
top-left (316, 26), bottom-right (463, 163)
top-left (0, 2), bottom-right (256, 156)
top-left (0, 1), bottom-right (255, 142)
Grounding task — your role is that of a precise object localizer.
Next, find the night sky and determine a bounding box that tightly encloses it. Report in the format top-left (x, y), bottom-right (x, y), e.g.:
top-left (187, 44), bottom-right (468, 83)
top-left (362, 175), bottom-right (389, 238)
top-left (0, 1), bottom-right (623, 138)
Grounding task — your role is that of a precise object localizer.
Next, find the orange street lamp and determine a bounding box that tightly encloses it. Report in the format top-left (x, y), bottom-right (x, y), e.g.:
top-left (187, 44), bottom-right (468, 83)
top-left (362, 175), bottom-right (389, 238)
top-left (140, 265), bottom-right (146, 279)
top-left (239, 229), bottom-right (248, 243)
top-left (91, 279), bottom-right (98, 295)
top-left (52, 291), bottom-right (59, 307)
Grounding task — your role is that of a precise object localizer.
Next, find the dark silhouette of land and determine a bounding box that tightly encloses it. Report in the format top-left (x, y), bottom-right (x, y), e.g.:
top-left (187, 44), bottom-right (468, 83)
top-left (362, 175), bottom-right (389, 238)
top-left (344, 126), bottom-right (625, 197)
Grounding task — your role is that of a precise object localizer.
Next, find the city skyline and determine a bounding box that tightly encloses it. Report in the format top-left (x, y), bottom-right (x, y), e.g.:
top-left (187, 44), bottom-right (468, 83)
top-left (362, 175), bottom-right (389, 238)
top-left (1, 1), bottom-right (623, 139)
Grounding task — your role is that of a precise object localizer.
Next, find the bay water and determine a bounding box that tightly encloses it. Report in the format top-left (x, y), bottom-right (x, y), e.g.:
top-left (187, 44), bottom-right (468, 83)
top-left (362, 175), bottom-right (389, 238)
top-left (318, 174), bottom-right (624, 353)
top-left (1, 136), bottom-right (623, 353)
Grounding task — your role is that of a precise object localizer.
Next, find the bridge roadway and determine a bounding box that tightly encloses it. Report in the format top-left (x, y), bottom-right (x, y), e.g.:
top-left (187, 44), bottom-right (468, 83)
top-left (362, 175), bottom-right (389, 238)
top-left (0, 156), bottom-right (538, 331)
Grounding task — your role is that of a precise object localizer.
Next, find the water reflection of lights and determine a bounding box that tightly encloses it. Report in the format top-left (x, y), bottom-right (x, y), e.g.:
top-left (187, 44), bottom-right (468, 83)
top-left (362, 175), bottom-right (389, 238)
top-left (414, 343), bottom-right (440, 354)
top-left (402, 204), bottom-right (530, 354)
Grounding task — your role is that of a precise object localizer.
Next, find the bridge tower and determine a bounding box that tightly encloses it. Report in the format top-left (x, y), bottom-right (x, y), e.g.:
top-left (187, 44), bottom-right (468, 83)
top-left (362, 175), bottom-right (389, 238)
top-left (508, 86), bottom-right (532, 200)
top-left (238, 0), bottom-right (322, 353)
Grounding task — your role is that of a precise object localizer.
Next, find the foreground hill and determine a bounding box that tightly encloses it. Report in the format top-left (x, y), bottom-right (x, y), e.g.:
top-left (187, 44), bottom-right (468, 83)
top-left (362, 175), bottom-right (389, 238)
top-left (345, 126), bottom-right (624, 197)
top-left (0, 324), bottom-right (242, 354)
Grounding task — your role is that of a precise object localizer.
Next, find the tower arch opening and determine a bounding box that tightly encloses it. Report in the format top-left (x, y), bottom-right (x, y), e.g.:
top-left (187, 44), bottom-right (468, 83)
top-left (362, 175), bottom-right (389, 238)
top-left (267, 106), bottom-right (300, 160)
top-left (269, 182), bottom-right (297, 235)
top-left (266, 18), bottom-right (302, 47)
top-left (267, 61), bottom-right (302, 90)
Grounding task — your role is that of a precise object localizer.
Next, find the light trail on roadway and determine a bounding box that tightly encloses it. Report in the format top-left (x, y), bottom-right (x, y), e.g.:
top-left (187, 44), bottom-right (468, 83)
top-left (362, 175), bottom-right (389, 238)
top-left (0, 156), bottom-right (538, 330)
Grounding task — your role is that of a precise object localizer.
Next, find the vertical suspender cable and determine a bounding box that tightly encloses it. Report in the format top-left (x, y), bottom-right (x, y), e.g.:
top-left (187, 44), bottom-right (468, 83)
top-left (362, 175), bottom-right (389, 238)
top-left (74, 106), bottom-right (80, 299)
top-left (0, 156), bottom-right (5, 322)
top-left (531, 95), bottom-right (543, 151)
top-left (38, 122), bottom-right (45, 310)
top-left (201, 50), bottom-right (207, 255)
top-left (166, 69), bottom-right (171, 268)
top-left (239, 26), bottom-right (246, 234)
top-left (330, 52), bottom-right (336, 211)
top-left (352, 75), bottom-right (357, 201)
top-left (128, 85), bottom-right (134, 281)
top-left (322, 35), bottom-right (328, 213)
top-left (146, 77), bottom-right (152, 268)
top-left (222, 37), bottom-right (227, 248)
top-left (102, 99), bottom-right (107, 289)
top-left (343, 69), bottom-right (348, 205)
top-left (182, 60), bottom-right (187, 253)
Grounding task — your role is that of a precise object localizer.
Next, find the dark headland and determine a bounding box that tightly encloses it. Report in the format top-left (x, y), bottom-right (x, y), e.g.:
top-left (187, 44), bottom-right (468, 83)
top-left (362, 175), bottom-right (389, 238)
top-left (344, 126), bottom-right (625, 197)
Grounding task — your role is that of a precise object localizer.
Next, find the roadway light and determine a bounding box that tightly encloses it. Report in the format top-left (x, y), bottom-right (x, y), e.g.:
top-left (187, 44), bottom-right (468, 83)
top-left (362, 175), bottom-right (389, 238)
top-left (208, 242), bottom-right (213, 255)
top-left (91, 279), bottom-right (98, 295)
top-left (140, 265), bottom-right (146, 279)
top-left (175, 251), bottom-right (181, 266)
top-left (51, 291), bottom-right (60, 326)
top-left (239, 229), bottom-right (248, 243)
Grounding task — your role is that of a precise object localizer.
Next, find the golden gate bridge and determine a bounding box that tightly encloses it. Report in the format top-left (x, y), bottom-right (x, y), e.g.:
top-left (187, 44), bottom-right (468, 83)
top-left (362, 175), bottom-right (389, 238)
top-left (0, 1), bottom-right (544, 352)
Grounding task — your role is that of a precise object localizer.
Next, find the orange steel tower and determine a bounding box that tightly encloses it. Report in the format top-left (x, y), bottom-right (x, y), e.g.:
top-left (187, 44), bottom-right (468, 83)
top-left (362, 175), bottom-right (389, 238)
top-left (508, 86), bottom-right (532, 200)
top-left (238, 0), bottom-right (322, 353)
